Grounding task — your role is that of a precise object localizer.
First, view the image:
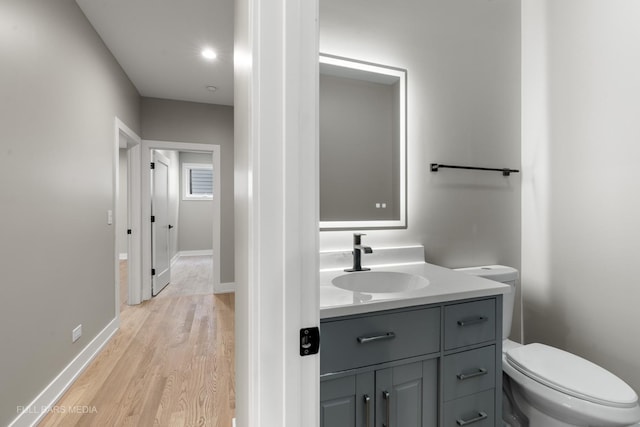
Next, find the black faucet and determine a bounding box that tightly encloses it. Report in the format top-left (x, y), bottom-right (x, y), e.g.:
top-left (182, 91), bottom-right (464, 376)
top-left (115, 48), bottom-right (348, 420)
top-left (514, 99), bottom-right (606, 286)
top-left (345, 233), bottom-right (373, 272)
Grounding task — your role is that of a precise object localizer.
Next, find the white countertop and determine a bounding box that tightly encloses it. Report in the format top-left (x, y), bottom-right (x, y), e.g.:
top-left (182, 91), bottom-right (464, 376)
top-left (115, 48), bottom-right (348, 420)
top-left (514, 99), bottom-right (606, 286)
top-left (320, 261), bottom-right (510, 319)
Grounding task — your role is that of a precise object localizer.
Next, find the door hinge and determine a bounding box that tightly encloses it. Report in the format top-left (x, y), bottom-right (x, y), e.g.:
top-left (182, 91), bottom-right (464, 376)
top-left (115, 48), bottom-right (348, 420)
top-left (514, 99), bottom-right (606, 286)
top-left (151, 215), bottom-right (155, 223)
top-left (150, 162), bottom-right (155, 169)
top-left (151, 268), bottom-right (156, 276)
top-left (127, 229), bottom-right (132, 235)
top-left (300, 327), bottom-right (320, 356)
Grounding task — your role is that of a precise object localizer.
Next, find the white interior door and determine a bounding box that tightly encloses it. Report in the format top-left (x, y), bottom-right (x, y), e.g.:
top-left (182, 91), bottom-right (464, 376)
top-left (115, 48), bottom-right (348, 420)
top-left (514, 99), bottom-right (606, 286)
top-left (151, 150), bottom-right (171, 296)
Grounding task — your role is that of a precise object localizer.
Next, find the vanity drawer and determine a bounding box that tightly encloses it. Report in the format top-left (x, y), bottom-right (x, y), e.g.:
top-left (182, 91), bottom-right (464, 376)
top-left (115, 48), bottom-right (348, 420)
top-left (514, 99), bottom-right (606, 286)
top-left (320, 307), bottom-right (440, 374)
top-left (443, 345), bottom-right (496, 401)
top-left (444, 299), bottom-right (496, 350)
top-left (443, 389), bottom-right (495, 427)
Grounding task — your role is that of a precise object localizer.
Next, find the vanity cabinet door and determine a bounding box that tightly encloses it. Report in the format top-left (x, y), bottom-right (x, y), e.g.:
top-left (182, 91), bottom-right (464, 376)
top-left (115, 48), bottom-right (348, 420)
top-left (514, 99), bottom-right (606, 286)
top-left (321, 372), bottom-right (374, 427)
top-left (375, 359), bottom-right (438, 427)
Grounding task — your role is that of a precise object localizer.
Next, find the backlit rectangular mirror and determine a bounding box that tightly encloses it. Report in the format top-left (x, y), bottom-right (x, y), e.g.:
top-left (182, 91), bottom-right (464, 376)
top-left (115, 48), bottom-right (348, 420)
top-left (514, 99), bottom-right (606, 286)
top-left (319, 54), bottom-right (407, 230)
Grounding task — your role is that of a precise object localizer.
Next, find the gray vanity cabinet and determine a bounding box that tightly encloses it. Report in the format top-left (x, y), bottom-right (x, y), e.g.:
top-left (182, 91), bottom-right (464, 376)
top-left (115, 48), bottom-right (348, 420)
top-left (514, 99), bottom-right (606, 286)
top-left (375, 360), bottom-right (438, 427)
top-left (320, 360), bottom-right (437, 427)
top-left (320, 372), bottom-right (374, 427)
top-left (321, 296), bottom-right (502, 427)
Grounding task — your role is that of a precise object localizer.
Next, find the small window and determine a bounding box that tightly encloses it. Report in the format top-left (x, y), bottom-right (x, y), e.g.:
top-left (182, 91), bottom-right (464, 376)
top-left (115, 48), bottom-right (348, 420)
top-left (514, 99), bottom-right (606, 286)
top-left (183, 163), bottom-right (213, 200)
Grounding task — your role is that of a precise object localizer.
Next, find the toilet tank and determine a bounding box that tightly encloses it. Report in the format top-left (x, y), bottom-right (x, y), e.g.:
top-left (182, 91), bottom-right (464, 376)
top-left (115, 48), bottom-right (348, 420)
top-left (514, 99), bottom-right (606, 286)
top-left (455, 265), bottom-right (519, 340)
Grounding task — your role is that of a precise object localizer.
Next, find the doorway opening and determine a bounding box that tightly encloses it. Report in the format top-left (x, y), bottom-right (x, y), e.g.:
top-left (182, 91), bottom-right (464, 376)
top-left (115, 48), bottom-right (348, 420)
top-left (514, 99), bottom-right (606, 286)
top-left (148, 147), bottom-right (219, 298)
top-left (140, 140), bottom-right (221, 302)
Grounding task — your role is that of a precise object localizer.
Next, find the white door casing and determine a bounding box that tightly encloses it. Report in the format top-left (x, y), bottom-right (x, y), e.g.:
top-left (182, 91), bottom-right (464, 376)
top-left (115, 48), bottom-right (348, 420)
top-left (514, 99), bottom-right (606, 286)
top-left (114, 117), bottom-right (141, 310)
top-left (151, 150), bottom-right (171, 296)
top-left (234, 0), bottom-right (320, 426)
top-left (126, 143), bottom-right (142, 305)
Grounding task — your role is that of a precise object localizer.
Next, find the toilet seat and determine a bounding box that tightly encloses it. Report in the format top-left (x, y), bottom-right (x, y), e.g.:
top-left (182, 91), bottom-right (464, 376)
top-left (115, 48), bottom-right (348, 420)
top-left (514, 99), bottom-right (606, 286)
top-left (503, 347), bottom-right (640, 426)
top-left (507, 343), bottom-right (638, 408)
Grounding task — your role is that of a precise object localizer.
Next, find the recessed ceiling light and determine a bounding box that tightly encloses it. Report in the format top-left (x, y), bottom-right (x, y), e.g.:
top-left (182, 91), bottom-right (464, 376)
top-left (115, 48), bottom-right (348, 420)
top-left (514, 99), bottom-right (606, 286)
top-left (206, 86), bottom-right (217, 92)
top-left (201, 48), bottom-right (217, 60)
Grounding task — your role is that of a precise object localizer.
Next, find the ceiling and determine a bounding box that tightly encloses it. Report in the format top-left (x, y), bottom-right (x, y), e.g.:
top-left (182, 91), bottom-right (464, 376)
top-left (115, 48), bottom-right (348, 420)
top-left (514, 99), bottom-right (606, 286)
top-left (76, 0), bottom-right (234, 106)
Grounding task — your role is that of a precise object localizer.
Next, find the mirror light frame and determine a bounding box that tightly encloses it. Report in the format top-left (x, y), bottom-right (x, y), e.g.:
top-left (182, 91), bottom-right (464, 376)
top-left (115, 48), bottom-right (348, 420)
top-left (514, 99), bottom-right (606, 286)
top-left (319, 54), bottom-right (407, 230)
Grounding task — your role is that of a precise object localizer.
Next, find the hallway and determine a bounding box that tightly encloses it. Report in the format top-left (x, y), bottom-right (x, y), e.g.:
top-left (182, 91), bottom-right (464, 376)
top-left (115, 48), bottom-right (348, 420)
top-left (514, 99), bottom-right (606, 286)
top-left (40, 258), bottom-right (235, 426)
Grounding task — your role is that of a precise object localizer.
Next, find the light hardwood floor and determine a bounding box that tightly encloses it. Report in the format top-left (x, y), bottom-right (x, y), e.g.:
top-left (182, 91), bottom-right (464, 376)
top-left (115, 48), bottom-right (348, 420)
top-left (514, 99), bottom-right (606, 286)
top-left (40, 257), bottom-right (235, 427)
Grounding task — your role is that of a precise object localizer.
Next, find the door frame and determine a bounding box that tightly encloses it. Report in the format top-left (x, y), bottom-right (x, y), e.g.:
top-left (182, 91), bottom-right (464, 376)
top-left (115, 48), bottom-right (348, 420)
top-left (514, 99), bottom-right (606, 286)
top-left (114, 117), bottom-right (141, 315)
top-left (234, 0), bottom-right (320, 425)
top-left (139, 140), bottom-right (221, 301)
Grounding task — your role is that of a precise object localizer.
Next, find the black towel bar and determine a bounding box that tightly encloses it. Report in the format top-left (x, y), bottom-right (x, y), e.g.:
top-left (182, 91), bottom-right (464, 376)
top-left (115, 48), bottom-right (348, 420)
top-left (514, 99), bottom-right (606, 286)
top-left (430, 163), bottom-right (520, 177)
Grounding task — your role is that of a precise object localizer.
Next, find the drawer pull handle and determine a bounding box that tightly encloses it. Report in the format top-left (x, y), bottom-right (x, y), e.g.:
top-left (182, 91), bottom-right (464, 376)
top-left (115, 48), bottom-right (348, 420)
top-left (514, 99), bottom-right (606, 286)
top-left (457, 316), bottom-right (488, 327)
top-left (456, 411), bottom-right (487, 426)
top-left (364, 395), bottom-right (371, 427)
top-left (357, 332), bottom-right (396, 344)
top-left (457, 368), bottom-right (488, 381)
top-left (383, 391), bottom-right (391, 427)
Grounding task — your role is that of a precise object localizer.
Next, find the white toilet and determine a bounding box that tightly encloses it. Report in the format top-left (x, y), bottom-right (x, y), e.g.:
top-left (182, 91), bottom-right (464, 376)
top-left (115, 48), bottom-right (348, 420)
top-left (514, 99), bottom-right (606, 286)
top-left (457, 265), bottom-right (640, 427)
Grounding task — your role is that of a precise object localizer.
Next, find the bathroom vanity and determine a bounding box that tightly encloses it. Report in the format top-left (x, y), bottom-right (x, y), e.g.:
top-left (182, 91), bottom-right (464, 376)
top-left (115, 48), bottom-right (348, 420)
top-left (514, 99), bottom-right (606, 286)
top-left (319, 247), bottom-right (508, 427)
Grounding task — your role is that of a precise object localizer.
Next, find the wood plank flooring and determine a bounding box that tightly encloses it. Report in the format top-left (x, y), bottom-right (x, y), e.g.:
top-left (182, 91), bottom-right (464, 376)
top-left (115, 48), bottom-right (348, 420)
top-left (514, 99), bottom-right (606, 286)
top-left (39, 258), bottom-right (235, 427)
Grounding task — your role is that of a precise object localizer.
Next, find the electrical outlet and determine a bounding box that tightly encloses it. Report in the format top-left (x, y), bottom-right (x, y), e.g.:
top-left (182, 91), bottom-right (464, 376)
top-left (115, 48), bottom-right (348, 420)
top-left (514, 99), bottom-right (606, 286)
top-left (72, 325), bottom-right (82, 342)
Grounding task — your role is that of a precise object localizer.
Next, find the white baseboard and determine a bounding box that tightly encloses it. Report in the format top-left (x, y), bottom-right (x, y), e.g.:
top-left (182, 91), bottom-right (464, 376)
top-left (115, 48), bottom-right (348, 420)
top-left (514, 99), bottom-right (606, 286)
top-left (9, 318), bottom-right (119, 427)
top-left (179, 249), bottom-right (213, 257)
top-left (214, 282), bottom-right (236, 294)
top-left (119, 253), bottom-right (128, 260)
top-left (170, 252), bottom-right (180, 267)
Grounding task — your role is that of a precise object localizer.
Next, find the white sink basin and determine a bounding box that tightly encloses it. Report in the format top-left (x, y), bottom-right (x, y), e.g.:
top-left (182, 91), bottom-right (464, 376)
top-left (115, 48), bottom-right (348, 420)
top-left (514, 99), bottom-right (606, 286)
top-left (331, 271), bottom-right (429, 294)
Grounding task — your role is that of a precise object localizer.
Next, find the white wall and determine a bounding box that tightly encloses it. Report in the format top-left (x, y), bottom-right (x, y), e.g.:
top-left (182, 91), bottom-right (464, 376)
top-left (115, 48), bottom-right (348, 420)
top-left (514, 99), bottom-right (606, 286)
top-left (0, 0), bottom-right (140, 424)
top-left (320, 0), bottom-right (522, 339)
top-left (522, 0), bottom-right (640, 392)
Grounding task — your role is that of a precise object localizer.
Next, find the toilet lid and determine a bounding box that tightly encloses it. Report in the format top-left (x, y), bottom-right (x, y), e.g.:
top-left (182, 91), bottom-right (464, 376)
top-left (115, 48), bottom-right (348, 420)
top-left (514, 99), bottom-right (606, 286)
top-left (507, 343), bottom-right (638, 408)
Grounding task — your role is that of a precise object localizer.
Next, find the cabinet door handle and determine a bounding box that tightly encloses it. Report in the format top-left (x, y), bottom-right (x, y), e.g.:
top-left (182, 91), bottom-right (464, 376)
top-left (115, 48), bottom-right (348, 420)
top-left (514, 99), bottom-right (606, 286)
top-left (456, 411), bottom-right (487, 426)
top-left (357, 332), bottom-right (396, 344)
top-left (363, 395), bottom-right (371, 427)
top-left (457, 368), bottom-right (488, 381)
top-left (382, 391), bottom-right (391, 427)
top-left (457, 316), bottom-right (488, 327)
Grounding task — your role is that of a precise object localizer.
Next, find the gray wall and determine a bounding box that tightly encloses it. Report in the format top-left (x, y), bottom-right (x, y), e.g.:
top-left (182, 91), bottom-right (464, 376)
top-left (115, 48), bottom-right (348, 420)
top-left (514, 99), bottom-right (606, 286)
top-left (0, 0), bottom-right (140, 424)
top-left (522, 0), bottom-right (640, 393)
top-left (319, 0), bottom-right (522, 339)
top-left (141, 97), bottom-right (234, 283)
top-left (179, 152), bottom-right (214, 252)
